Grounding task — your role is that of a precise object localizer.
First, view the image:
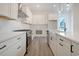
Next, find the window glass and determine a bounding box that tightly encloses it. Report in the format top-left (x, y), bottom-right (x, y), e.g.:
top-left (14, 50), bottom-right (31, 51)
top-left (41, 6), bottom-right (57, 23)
top-left (58, 17), bottom-right (66, 31)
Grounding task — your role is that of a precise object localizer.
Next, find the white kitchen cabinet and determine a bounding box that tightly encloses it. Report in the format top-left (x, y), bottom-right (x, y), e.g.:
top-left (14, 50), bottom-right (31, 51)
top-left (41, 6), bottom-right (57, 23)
top-left (56, 34), bottom-right (71, 56)
top-left (71, 42), bottom-right (79, 56)
top-left (1, 42), bottom-right (19, 56)
top-left (48, 14), bottom-right (57, 20)
top-left (1, 40), bottom-right (24, 56)
top-left (56, 41), bottom-right (71, 56)
top-left (16, 33), bottom-right (26, 56)
top-left (56, 42), bottom-right (64, 56)
top-left (49, 33), bottom-right (71, 56)
top-left (22, 4), bottom-right (26, 14)
top-left (48, 32), bottom-right (53, 47)
top-left (51, 33), bottom-right (58, 55)
top-left (0, 33), bottom-right (26, 56)
top-left (0, 3), bottom-right (11, 18)
top-left (56, 34), bottom-right (64, 56)
top-left (26, 8), bottom-right (32, 24)
top-left (0, 41), bottom-right (7, 55)
top-left (19, 4), bottom-right (32, 24)
top-left (17, 37), bottom-right (26, 56)
top-left (0, 3), bottom-right (18, 20)
top-left (10, 3), bottom-right (18, 20)
top-left (49, 32), bottom-right (79, 56)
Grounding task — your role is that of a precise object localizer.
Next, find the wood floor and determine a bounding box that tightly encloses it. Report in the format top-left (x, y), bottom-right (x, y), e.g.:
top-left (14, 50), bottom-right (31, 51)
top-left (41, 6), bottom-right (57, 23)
top-left (26, 36), bottom-right (53, 56)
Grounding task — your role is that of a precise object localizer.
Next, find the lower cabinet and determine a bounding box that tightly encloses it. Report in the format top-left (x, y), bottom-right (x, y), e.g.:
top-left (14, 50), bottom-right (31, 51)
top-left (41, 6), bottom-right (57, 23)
top-left (57, 34), bottom-right (71, 56)
top-left (17, 37), bottom-right (26, 56)
top-left (49, 33), bottom-right (79, 56)
top-left (1, 42), bottom-right (19, 56)
top-left (51, 34), bottom-right (58, 55)
top-left (0, 33), bottom-right (26, 56)
top-left (49, 33), bottom-right (72, 56)
top-left (71, 42), bottom-right (79, 56)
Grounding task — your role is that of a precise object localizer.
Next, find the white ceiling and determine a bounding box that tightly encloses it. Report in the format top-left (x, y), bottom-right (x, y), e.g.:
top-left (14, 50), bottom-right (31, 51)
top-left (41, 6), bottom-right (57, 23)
top-left (24, 3), bottom-right (61, 14)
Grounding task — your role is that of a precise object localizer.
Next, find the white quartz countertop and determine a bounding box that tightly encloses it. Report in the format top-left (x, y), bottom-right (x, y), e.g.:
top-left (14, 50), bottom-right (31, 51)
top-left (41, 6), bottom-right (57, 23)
top-left (55, 32), bottom-right (79, 44)
top-left (0, 31), bottom-right (25, 43)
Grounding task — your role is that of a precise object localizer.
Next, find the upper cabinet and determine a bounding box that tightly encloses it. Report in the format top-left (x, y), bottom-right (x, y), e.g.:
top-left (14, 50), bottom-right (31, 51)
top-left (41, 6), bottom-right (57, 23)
top-left (0, 3), bottom-right (32, 23)
top-left (0, 3), bottom-right (11, 19)
top-left (25, 7), bottom-right (32, 24)
top-left (18, 3), bottom-right (32, 24)
top-left (48, 14), bottom-right (57, 20)
top-left (10, 3), bottom-right (18, 20)
top-left (0, 3), bottom-right (18, 20)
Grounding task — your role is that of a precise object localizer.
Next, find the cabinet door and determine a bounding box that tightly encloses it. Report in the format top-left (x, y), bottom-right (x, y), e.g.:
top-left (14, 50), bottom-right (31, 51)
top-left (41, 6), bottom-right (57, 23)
top-left (17, 33), bottom-right (26, 56)
top-left (10, 3), bottom-right (18, 20)
top-left (48, 14), bottom-right (57, 20)
top-left (49, 34), bottom-right (53, 50)
top-left (56, 34), bottom-right (71, 56)
top-left (0, 3), bottom-right (10, 17)
top-left (51, 34), bottom-right (58, 55)
top-left (71, 42), bottom-right (79, 56)
top-left (17, 39), bottom-right (26, 56)
top-left (57, 42), bottom-right (71, 56)
top-left (1, 43), bottom-right (18, 56)
top-left (52, 39), bottom-right (58, 56)
top-left (56, 42), bottom-right (64, 56)
top-left (63, 47), bottom-right (71, 56)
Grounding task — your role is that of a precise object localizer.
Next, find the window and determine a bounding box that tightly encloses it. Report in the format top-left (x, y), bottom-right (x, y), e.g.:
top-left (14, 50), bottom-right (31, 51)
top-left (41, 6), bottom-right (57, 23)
top-left (58, 17), bottom-right (66, 32)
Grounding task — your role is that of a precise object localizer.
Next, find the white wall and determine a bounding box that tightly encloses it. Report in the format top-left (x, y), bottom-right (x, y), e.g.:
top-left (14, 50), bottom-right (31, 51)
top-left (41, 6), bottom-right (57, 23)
top-left (32, 14), bottom-right (48, 24)
top-left (72, 4), bottom-right (79, 35)
top-left (31, 14), bottom-right (48, 38)
top-left (48, 20), bottom-right (57, 32)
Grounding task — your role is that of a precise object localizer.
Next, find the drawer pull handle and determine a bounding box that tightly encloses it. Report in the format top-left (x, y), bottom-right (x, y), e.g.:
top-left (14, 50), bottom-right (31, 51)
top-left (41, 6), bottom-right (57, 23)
top-left (71, 45), bottom-right (74, 53)
top-left (17, 46), bottom-right (21, 49)
top-left (17, 37), bottom-right (21, 40)
top-left (0, 45), bottom-right (6, 50)
top-left (51, 37), bottom-right (52, 40)
top-left (59, 43), bottom-right (63, 46)
top-left (60, 39), bottom-right (63, 41)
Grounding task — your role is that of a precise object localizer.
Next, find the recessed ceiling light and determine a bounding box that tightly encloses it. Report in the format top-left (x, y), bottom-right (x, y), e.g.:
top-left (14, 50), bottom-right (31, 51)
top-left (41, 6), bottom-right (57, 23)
top-left (53, 4), bottom-right (56, 7)
top-left (58, 11), bottom-right (61, 14)
top-left (36, 4), bottom-right (40, 8)
top-left (66, 3), bottom-right (70, 7)
top-left (66, 3), bottom-right (71, 11)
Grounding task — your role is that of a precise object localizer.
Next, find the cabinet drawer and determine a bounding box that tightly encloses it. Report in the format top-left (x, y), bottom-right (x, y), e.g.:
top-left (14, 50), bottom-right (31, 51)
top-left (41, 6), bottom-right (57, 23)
top-left (57, 35), bottom-right (71, 49)
top-left (1, 40), bottom-right (23, 56)
top-left (0, 43), bottom-right (18, 56)
top-left (0, 33), bottom-right (26, 55)
top-left (71, 42), bottom-right (79, 56)
top-left (72, 42), bottom-right (79, 50)
top-left (0, 41), bottom-right (7, 55)
top-left (17, 38), bottom-right (26, 56)
top-left (6, 33), bottom-right (25, 47)
top-left (72, 47), bottom-right (79, 56)
top-left (62, 39), bottom-right (71, 49)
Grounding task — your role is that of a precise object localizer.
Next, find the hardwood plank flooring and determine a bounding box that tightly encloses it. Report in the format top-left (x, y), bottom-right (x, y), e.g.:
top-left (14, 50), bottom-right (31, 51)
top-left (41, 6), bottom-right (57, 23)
top-left (26, 36), bottom-right (53, 56)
